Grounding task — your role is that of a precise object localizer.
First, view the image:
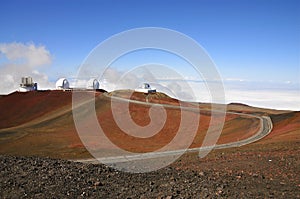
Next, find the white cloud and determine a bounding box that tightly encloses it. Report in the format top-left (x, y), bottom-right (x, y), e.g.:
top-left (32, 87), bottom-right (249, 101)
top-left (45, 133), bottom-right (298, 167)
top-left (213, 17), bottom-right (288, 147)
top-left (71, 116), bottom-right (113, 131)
top-left (0, 42), bottom-right (54, 94)
top-left (0, 42), bottom-right (51, 67)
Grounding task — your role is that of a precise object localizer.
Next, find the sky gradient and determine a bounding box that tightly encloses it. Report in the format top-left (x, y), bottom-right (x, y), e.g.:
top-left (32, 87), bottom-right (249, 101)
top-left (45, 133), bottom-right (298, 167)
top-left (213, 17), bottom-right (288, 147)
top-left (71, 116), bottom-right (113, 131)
top-left (0, 0), bottom-right (299, 110)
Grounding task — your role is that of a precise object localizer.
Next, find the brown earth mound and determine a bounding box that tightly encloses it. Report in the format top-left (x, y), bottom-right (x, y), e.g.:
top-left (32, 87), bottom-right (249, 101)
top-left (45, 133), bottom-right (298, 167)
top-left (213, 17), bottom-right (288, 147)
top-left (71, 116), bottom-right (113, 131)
top-left (256, 111), bottom-right (300, 144)
top-left (0, 91), bottom-right (73, 128)
top-left (0, 90), bottom-right (102, 129)
top-left (0, 90), bottom-right (261, 159)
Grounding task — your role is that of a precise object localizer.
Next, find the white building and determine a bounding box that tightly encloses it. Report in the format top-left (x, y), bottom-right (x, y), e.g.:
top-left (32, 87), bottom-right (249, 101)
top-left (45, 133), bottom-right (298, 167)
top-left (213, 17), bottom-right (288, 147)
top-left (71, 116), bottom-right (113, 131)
top-left (86, 78), bottom-right (100, 90)
top-left (19, 77), bottom-right (37, 92)
top-left (135, 83), bottom-right (156, 94)
top-left (56, 78), bottom-right (70, 90)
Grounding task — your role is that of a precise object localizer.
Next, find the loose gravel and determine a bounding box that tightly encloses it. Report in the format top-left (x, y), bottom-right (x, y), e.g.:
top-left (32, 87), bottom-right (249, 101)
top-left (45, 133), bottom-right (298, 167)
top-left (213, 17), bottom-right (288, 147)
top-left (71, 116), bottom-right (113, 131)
top-left (1, 155), bottom-right (299, 198)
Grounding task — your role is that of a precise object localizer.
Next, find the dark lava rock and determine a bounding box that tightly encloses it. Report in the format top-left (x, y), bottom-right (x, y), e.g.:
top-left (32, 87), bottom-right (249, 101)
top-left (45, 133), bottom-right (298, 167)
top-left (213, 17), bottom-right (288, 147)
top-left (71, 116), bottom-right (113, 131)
top-left (0, 155), bottom-right (299, 198)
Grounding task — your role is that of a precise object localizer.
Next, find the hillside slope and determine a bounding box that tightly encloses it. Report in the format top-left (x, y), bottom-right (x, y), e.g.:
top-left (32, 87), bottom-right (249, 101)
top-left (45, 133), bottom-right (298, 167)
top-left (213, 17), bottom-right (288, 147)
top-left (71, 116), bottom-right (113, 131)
top-left (0, 90), bottom-right (298, 159)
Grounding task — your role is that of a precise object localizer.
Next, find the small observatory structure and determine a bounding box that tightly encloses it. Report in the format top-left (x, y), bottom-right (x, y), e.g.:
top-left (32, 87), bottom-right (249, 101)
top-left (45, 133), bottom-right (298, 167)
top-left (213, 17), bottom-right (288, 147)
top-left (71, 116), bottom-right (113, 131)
top-left (55, 78), bottom-right (70, 90)
top-left (86, 78), bottom-right (100, 90)
top-left (19, 77), bottom-right (37, 92)
top-left (135, 83), bottom-right (156, 94)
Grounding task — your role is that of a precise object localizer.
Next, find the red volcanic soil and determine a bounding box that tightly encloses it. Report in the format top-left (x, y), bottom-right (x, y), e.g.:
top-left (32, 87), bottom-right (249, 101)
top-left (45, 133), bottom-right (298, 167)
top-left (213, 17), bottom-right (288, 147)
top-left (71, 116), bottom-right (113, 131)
top-left (109, 90), bottom-right (260, 147)
top-left (1, 89), bottom-right (298, 160)
top-left (0, 90), bottom-right (102, 129)
top-left (110, 90), bottom-right (181, 105)
top-left (256, 111), bottom-right (300, 144)
top-left (0, 91), bottom-right (72, 128)
top-left (0, 90), bottom-right (262, 159)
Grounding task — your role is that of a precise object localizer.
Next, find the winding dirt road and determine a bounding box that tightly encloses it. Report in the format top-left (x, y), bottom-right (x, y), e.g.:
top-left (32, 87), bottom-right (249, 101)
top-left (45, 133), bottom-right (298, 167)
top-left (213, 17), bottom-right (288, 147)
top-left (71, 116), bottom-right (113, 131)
top-left (76, 94), bottom-right (273, 164)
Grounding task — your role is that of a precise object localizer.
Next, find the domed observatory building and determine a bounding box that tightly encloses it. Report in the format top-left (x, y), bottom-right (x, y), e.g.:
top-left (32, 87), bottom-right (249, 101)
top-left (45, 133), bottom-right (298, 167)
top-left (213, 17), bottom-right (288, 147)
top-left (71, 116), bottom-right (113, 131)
top-left (86, 78), bottom-right (100, 90)
top-left (19, 77), bottom-right (37, 92)
top-left (135, 83), bottom-right (156, 94)
top-left (55, 78), bottom-right (70, 90)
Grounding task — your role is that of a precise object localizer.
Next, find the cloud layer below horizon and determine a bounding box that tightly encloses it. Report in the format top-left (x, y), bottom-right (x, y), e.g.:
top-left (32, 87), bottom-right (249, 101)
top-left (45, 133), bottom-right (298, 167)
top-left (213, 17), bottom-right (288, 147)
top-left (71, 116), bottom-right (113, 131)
top-left (156, 80), bottom-right (300, 111)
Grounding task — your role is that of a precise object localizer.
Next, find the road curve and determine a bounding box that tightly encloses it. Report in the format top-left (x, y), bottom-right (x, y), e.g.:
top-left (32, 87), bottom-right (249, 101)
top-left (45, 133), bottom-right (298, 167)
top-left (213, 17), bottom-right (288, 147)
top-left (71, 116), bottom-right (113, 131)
top-left (76, 93), bottom-right (273, 164)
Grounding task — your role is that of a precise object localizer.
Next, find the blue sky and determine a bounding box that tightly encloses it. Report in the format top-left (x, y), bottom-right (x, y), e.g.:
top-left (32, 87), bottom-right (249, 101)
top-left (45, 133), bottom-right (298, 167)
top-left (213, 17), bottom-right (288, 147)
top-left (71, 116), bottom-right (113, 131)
top-left (0, 0), bottom-right (299, 109)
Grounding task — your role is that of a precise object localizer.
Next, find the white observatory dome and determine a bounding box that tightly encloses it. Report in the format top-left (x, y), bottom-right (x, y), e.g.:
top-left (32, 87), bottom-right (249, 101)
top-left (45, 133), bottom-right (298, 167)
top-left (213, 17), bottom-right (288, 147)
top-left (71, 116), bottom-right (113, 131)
top-left (86, 79), bottom-right (100, 90)
top-left (56, 78), bottom-right (70, 90)
top-left (135, 83), bottom-right (156, 94)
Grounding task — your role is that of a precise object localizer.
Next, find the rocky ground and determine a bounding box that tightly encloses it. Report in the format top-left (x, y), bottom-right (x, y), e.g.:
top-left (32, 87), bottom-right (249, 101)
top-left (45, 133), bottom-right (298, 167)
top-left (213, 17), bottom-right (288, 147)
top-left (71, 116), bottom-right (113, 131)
top-left (1, 151), bottom-right (299, 198)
